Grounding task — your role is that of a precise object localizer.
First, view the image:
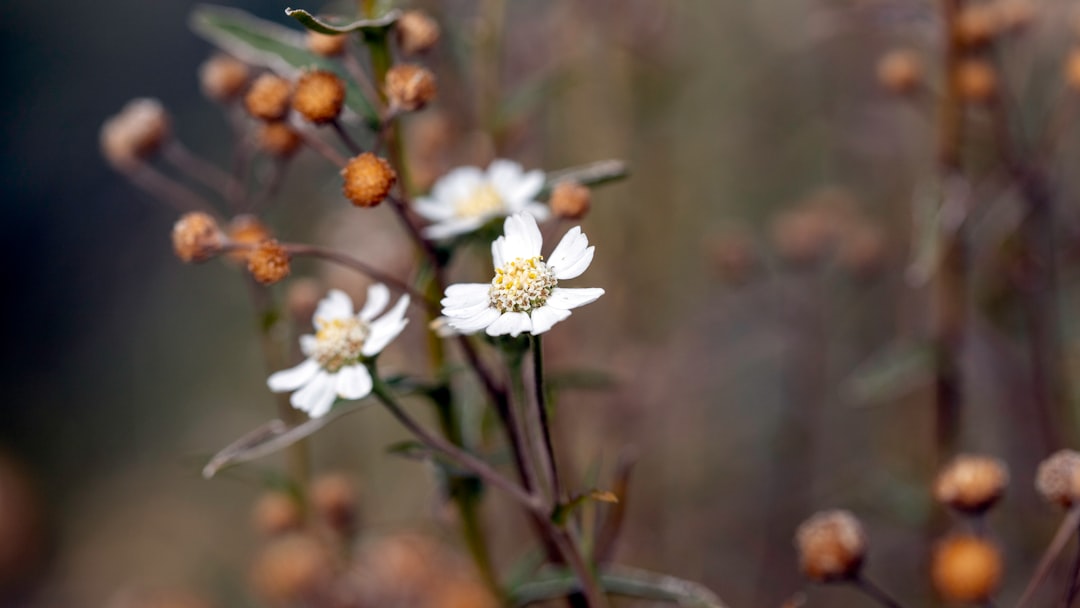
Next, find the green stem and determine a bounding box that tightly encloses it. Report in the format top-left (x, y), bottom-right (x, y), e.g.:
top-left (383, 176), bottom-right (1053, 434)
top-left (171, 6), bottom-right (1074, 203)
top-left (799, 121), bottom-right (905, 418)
top-left (532, 335), bottom-right (562, 501)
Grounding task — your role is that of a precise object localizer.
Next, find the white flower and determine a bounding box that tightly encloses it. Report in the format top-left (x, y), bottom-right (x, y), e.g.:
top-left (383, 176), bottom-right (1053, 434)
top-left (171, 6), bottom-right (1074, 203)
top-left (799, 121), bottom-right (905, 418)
top-left (267, 285), bottom-right (410, 418)
top-left (440, 212), bottom-right (604, 337)
top-left (414, 159), bottom-right (549, 239)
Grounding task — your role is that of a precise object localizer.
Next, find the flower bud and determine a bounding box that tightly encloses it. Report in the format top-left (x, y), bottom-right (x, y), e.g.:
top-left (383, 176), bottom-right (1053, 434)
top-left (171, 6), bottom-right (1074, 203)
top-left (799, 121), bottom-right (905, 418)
top-left (396, 10), bottom-right (440, 55)
top-left (250, 534), bottom-right (333, 604)
top-left (252, 491), bottom-right (303, 537)
top-left (877, 49), bottom-right (922, 95)
top-left (171, 212), bottom-right (224, 263)
top-left (931, 536), bottom-right (1003, 603)
top-left (385, 64), bottom-right (437, 111)
top-left (794, 510), bottom-right (867, 582)
top-left (1065, 49), bottom-right (1080, 93)
top-left (226, 215), bottom-right (273, 263)
top-left (933, 454), bottom-right (1009, 514)
top-left (955, 5), bottom-right (1000, 48)
top-left (292, 70), bottom-right (346, 124)
top-left (101, 98), bottom-right (171, 168)
top-left (311, 473), bottom-right (358, 536)
top-left (257, 122), bottom-right (303, 159)
top-left (198, 54), bottom-right (249, 103)
top-left (1036, 449), bottom-right (1080, 507)
top-left (307, 30), bottom-right (347, 57)
top-left (549, 181), bottom-right (591, 220)
top-left (957, 59), bottom-right (998, 104)
top-left (342, 153), bottom-right (397, 207)
top-left (247, 239), bottom-right (291, 285)
top-left (244, 73), bottom-right (292, 122)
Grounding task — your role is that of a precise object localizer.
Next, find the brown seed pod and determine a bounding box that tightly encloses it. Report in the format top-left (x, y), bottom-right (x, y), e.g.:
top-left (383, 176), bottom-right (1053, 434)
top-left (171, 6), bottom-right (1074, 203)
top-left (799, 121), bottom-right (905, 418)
top-left (244, 73), bottom-right (292, 122)
top-left (396, 10), bottom-right (440, 55)
top-left (311, 473), bottom-right (359, 535)
top-left (226, 215), bottom-right (273, 263)
top-left (933, 454), bottom-right (1009, 514)
top-left (342, 153), bottom-right (397, 207)
top-left (931, 536), bottom-right (1003, 603)
top-left (385, 64), bottom-right (437, 111)
top-left (171, 212), bottom-right (224, 263)
top-left (955, 4), bottom-right (1001, 48)
top-left (198, 54), bottom-right (249, 103)
top-left (307, 30), bottom-right (347, 57)
top-left (1065, 49), bottom-right (1080, 93)
top-left (549, 181), bottom-right (591, 220)
top-left (249, 534), bottom-right (333, 604)
top-left (1036, 449), bottom-right (1080, 507)
top-left (247, 239), bottom-right (291, 285)
top-left (877, 49), bottom-right (923, 95)
top-left (957, 59), bottom-right (998, 104)
top-left (252, 491), bottom-right (303, 537)
top-left (100, 98), bottom-right (172, 168)
top-left (257, 122), bottom-right (303, 159)
top-left (292, 70), bottom-right (346, 124)
top-left (794, 510), bottom-right (867, 582)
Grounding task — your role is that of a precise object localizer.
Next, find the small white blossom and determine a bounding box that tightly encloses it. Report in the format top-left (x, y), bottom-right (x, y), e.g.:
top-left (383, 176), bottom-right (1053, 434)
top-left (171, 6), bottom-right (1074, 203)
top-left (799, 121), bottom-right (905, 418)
top-left (414, 159), bottom-right (548, 239)
top-left (440, 212), bottom-right (604, 337)
top-left (267, 286), bottom-right (409, 418)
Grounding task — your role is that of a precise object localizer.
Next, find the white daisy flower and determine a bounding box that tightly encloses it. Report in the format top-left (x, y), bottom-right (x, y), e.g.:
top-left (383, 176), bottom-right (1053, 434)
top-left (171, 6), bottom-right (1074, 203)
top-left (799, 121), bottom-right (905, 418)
top-left (440, 212), bottom-right (604, 337)
top-left (414, 159), bottom-right (549, 239)
top-left (267, 285), bottom-right (410, 418)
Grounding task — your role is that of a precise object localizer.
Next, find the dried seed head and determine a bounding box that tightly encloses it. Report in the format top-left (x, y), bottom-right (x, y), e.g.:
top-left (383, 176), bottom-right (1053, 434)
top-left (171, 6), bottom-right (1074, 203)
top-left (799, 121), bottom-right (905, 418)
top-left (396, 10), bottom-right (441, 55)
top-left (877, 49), bottom-right (923, 95)
top-left (292, 70), bottom-right (346, 124)
top-left (957, 59), bottom-right (998, 103)
top-left (385, 64), bottom-right (437, 111)
top-left (1066, 49), bottom-right (1080, 92)
top-left (252, 491), bottom-right (303, 537)
top-left (101, 98), bottom-right (171, 169)
top-left (931, 536), bottom-right (1003, 603)
top-left (307, 30), bottom-right (347, 57)
top-left (794, 510), bottom-right (867, 582)
top-left (226, 215), bottom-right (273, 263)
top-left (934, 454), bottom-right (1009, 514)
top-left (311, 473), bottom-right (359, 536)
top-left (955, 5), bottom-right (1001, 47)
top-left (198, 54), bottom-right (250, 103)
top-left (286, 278), bottom-right (323, 325)
top-left (250, 534), bottom-right (333, 604)
top-left (247, 239), bottom-right (291, 285)
top-left (1036, 449), bottom-right (1080, 507)
top-left (171, 212), bottom-right (224, 263)
top-left (257, 122), bottom-right (303, 159)
top-left (549, 181), bottom-right (591, 220)
top-left (342, 153), bottom-right (397, 207)
top-left (244, 73), bottom-right (292, 122)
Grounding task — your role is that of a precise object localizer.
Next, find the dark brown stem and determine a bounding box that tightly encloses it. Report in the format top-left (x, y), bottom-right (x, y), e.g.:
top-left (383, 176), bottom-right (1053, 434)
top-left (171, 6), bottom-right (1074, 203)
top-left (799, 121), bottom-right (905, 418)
top-left (296, 128), bottom-right (349, 168)
top-left (163, 141), bottom-right (239, 203)
top-left (330, 119), bottom-right (364, 156)
top-left (1063, 527), bottom-right (1080, 607)
top-left (122, 163), bottom-right (220, 216)
top-left (1016, 506), bottom-right (1080, 608)
top-left (853, 576), bottom-right (906, 608)
top-left (532, 334), bottom-right (562, 501)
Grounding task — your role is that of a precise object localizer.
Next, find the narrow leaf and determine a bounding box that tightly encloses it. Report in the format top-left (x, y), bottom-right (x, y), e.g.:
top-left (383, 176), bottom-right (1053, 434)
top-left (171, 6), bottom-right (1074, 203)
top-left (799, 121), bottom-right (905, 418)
top-left (284, 8), bottom-right (400, 34)
top-left (541, 160), bottom-right (629, 196)
top-left (189, 5), bottom-right (379, 126)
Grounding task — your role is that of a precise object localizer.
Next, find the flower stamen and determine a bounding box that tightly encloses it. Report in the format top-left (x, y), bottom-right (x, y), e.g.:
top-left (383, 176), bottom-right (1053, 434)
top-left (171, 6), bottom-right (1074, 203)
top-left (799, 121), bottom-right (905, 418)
top-left (312, 317), bottom-right (370, 371)
top-left (456, 183), bottom-right (504, 219)
top-left (489, 256), bottom-right (557, 313)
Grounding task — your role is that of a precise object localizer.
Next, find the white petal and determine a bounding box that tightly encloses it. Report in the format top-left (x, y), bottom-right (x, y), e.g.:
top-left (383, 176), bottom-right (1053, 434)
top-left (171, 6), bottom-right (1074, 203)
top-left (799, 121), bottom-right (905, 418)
top-left (362, 295), bottom-right (410, 356)
top-left (485, 311), bottom-right (532, 337)
top-left (523, 201), bottom-right (551, 221)
top-left (267, 358), bottom-right (321, 392)
top-left (553, 246), bottom-right (594, 280)
top-left (335, 364), bottom-right (373, 400)
top-left (442, 297), bottom-right (493, 319)
top-left (299, 334), bottom-right (317, 356)
top-left (413, 196), bottom-right (456, 221)
top-left (444, 283), bottom-right (490, 300)
top-left (290, 371), bottom-right (337, 418)
top-left (423, 217), bottom-right (485, 239)
top-left (488, 160), bottom-right (525, 200)
top-left (547, 287), bottom-right (604, 310)
top-left (501, 213), bottom-right (543, 260)
top-left (548, 228), bottom-right (589, 276)
top-left (314, 289), bottom-right (353, 326)
top-left (359, 283), bottom-right (390, 322)
top-left (508, 170), bottom-right (545, 204)
top-left (446, 307), bottom-right (501, 333)
top-left (492, 235), bottom-right (507, 268)
top-left (433, 167), bottom-right (484, 204)
top-left (530, 306), bottom-right (572, 334)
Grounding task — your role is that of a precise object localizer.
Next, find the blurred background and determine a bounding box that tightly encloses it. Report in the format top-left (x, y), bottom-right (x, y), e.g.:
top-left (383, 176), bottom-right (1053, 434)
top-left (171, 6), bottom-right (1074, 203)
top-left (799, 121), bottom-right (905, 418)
top-left (5, 0), bottom-right (1080, 606)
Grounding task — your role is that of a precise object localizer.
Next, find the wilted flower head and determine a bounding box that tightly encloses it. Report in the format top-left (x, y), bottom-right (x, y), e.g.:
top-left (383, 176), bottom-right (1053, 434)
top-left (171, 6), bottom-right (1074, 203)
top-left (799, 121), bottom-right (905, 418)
top-left (1036, 449), bottom-right (1080, 507)
top-left (198, 54), bottom-right (249, 103)
top-left (247, 239), bottom-right (291, 285)
top-left (100, 98), bottom-right (171, 168)
top-left (267, 286), bottom-right (409, 418)
top-left (794, 510), bottom-right (866, 582)
top-left (396, 10), bottom-right (440, 55)
top-left (934, 454), bottom-right (1008, 514)
top-left (549, 180), bottom-right (592, 220)
top-left (415, 160), bottom-right (547, 238)
top-left (171, 212), bottom-right (224, 263)
top-left (342, 153), bottom-right (397, 208)
top-left (245, 73), bottom-right (292, 121)
top-left (292, 70), bottom-right (346, 124)
top-left (440, 213), bottom-right (603, 337)
top-left (385, 64), bottom-right (437, 111)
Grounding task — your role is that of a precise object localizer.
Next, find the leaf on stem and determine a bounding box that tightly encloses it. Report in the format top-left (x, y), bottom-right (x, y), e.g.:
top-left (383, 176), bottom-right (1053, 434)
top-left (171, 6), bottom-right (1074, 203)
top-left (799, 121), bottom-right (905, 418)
top-left (551, 489), bottom-right (619, 525)
top-left (202, 400), bottom-right (371, 478)
top-left (510, 565), bottom-right (729, 607)
top-left (190, 5), bottom-right (380, 127)
top-left (540, 160), bottom-right (630, 197)
top-left (284, 8), bottom-right (400, 34)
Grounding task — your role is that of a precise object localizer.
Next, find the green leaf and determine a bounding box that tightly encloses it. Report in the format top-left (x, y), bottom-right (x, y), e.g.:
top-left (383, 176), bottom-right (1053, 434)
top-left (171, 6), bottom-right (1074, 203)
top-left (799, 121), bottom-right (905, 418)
top-left (541, 160), bottom-right (629, 197)
top-left (202, 399), bottom-right (371, 478)
top-left (843, 341), bottom-right (935, 407)
top-left (551, 489), bottom-right (619, 525)
top-left (510, 566), bottom-right (728, 607)
top-left (284, 8), bottom-right (399, 35)
top-left (189, 5), bottom-right (380, 127)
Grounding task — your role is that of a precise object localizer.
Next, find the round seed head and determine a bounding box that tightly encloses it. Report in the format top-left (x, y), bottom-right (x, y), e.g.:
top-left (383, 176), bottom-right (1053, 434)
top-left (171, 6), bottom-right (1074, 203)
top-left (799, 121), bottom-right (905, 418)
top-left (931, 536), bottom-right (1003, 603)
top-left (342, 153), bottom-right (397, 208)
top-left (250, 534), bottom-right (333, 604)
top-left (1065, 49), bottom-right (1080, 92)
top-left (247, 239), bottom-right (291, 285)
top-left (396, 10), bottom-right (441, 55)
top-left (549, 181), bottom-right (591, 220)
top-left (877, 49), bottom-right (923, 95)
top-left (794, 510), bottom-right (867, 582)
top-left (955, 5), bottom-right (1001, 47)
top-left (307, 30), bottom-right (347, 57)
top-left (311, 473), bottom-right (359, 536)
top-left (171, 212), bottom-right (224, 263)
top-left (252, 491), bottom-right (303, 537)
top-left (100, 98), bottom-right (171, 168)
top-left (198, 54), bottom-right (250, 103)
top-left (257, 122), bottom-right (303, 159)
top-left (292, 70), bottom-right (346, 124)
top-left (226, 215), bottom-right (273, 263)
top-left (385, 64), bottom-right (437, 111)
top-left (957, 59), bottom-right (998, 103)
top-left (244, 73), bottom-right (292, 121)
top-left (1036, 449), bottom-right (1080, 507)
top-left (934, 454), bottom-right (1009, 514)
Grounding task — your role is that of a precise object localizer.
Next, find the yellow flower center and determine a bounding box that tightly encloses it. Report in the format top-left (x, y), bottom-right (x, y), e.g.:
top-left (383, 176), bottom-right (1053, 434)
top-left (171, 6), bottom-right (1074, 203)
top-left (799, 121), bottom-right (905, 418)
top-left (489, 256), bottom-right (557, 313)
top-left (312, 317), bottom-right (369, 371)
top-left (456, 183), bottom-right (504, 219)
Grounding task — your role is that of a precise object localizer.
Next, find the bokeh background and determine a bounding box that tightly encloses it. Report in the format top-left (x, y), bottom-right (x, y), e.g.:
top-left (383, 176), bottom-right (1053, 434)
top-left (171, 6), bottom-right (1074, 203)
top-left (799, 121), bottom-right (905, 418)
top-left (5, 0), bottom-right (1080, 606)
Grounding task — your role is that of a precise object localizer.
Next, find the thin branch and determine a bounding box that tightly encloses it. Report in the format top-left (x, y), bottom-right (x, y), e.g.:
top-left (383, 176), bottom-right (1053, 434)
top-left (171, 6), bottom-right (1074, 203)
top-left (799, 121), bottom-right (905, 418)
top-left (331, 119), bottom-right (364, 156)
top-left (122, 163), bottom-right (220, 216)
top-left (1015, 506), bottom-right (1080, 608)
top-left (532, 334), bottom-right (563, 501)
top-left (163, 141), bottom-right (239, 202)
top-left (852, 576), bottom-right (906, 608)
